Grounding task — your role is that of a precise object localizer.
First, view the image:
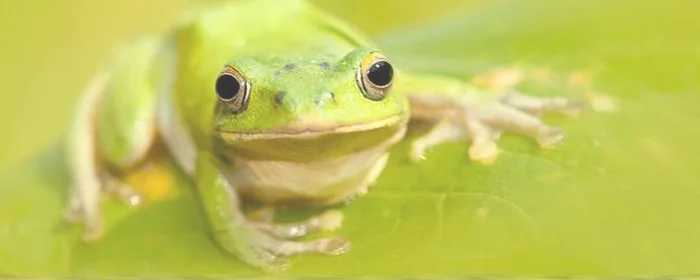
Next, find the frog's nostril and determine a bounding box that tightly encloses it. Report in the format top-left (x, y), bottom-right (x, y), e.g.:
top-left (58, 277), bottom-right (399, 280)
top-left (274, 91), bottom-right (286, 105)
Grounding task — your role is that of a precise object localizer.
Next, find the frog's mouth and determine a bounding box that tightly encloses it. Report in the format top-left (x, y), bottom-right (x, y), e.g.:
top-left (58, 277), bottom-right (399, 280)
top-left (216, 115), bottom-right (407, 161)
top-left (218, 115), bottom-right (404, 141)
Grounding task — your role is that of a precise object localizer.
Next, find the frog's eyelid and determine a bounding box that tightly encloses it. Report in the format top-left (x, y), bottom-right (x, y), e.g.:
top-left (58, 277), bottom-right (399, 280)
top-left (356, 64), bottom-right (368, 95)
top-left (241, 81), bottom-right (251, 108)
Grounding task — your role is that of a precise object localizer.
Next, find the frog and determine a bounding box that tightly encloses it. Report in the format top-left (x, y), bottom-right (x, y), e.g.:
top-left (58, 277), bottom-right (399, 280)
top-left (64, 0), bottom-right (582, 271)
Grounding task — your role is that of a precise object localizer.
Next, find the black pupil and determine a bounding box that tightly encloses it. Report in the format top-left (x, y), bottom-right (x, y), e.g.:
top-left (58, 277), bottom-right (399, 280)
top-left (216, 74), bottom-right (240, 100)
top-left (367, 61), bottom-right (393, 87)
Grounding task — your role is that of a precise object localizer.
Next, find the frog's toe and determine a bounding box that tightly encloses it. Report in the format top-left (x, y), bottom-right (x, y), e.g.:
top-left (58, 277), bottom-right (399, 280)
top-left (216, 226), bottom-right (289, 271)
top-left (103, 174), bottom-right (144, 208)
top-left (315, 209), bottom-right (343, 231)
top-left (80, 215), bottom-right (104, 242)
top-left (410, 119), bottom-right (465, 162)
top-left (262, 255), bottom-right (291, 272)
top-left (470, 102), bottom-right (571, 150)
top-left (271, 236), bottom-right (351, 256)
top-left (463, 119), bottom-right (501, 164)
top-left (558, 99), bottom-right (585, 118)
top-left (409, 141), bottom-right (428, 162)
top-left (240, 243), bottom-right (291, 272)
top-left (536, 127), bottom-right (565, 149)
top-left (468, 139), bottom-right (500, 165)
top-left (253, 209), bottom-right (344, 239)
top-left (327, 236), bottom-right (351, 255)
top-left (64, 187), bottom-right (105, 242)
top-left (64, 209), bottom-right (82, 224)
top-left (63, 194), bottom-right (84, 224)
top-left (221, 224), bottom-right (349, 270)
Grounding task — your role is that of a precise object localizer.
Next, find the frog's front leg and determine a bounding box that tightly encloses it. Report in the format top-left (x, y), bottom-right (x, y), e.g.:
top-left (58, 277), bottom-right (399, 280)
top-left (195, 152), bottom-right (349, 271)
top-left (404, 73), bottom-right (582, 164)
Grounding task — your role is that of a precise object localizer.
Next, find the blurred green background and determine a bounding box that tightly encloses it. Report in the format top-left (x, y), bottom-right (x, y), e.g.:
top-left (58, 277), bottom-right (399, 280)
top-left (2, 0), bottom-right (700, 278)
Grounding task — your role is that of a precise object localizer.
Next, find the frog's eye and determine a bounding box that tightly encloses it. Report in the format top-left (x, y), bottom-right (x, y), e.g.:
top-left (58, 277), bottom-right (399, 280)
top-left (216, 66), bottom-right (250, 113)
top-left (357, 52), bottom-right (393, 101)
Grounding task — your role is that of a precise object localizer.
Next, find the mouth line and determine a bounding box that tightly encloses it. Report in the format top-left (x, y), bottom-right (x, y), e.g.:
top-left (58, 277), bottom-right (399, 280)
top-left (218, 115), bottom-right (404, 141)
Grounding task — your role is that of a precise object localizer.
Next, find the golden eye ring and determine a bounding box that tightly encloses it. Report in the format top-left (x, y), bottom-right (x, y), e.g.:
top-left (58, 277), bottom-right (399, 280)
top-left (215, 65), bottom-right (251, 114)
top-left (357, 52), bottom-right (393, 101)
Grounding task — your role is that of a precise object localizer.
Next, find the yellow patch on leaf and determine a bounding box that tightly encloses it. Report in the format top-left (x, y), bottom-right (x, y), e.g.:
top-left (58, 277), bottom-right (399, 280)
top-left (123, 161), bottom-right (179, 203)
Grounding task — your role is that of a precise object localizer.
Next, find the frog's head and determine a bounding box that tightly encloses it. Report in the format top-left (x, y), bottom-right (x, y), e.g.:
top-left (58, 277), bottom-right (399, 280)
top-left (212, 47), bottom-right (409, 161)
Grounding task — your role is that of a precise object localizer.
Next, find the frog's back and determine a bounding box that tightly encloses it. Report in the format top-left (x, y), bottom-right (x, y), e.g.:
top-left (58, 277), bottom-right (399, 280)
top-left (175, 0), bottom-right (370, 58)
top-left (169, 0), bottom-right (374, 144)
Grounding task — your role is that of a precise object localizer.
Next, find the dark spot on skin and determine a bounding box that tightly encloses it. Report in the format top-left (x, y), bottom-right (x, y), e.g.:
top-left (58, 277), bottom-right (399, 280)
top-left (284, 63), bottom-right (296, 70)
top-left (274, 91), bottom-right (286, 105)
top-left (318, 61), bottom-right (331, 70)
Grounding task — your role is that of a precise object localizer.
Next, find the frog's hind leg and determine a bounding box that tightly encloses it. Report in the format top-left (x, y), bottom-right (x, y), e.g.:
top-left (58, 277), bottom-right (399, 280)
top-left (410, 115), bottom-right (501, 164)
top-left (410, 103), bottom-right (565, 164)
top-left (65, 38), bottom-right (163, 241)
top-left (404, 73), bottom-right (582, 165)
top-left (473, 103), bottom-right (566, 149)
top-left (410, 117), bottom-right (466, 162)
top-left (64, 71), bottom-right (111, 241)
top-left (500, 91), bottom-right (584, 117)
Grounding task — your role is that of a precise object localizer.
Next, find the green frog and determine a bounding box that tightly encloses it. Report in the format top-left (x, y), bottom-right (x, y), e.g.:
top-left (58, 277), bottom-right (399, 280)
top-left (64, 0), bottom-right (581, 271)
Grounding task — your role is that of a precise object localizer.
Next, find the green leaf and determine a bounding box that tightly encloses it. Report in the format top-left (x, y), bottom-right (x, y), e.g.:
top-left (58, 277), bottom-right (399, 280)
top-left (2, 0), bottom-right (700, 278)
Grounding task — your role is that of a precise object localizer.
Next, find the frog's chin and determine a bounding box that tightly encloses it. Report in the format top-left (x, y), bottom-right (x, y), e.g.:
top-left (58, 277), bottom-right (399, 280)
top-left (216, 115), bottom-right (407, 162)
top-left (217, 114), bottom-right (404, 142)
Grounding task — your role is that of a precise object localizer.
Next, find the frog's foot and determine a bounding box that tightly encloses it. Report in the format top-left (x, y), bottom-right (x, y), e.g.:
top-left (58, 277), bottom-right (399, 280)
top-left (251, 209), bottom-right (344, 239)
top-left (63, 179), bottom-right (104, 242)
top-left (217, 217), bottom-right (350, 272)
top-left (102, 173), bottom-right (144, 208)
top-left (64, 173), bottom-right (145, 242)
top-left (64, 188), bottom-right (85, 224)
top-left (411, 91), bottom-right (578, 164)
top-left (410, 117), bottom-right (501, 164)
top-left (500, 90), bottom-right (584, 118)
top-left (470, 101), bottom-right (568, 151)
top-left (63, 193), bottom-right (104, 242)
top-left (410, 118), bottom-right (466, 162)
top-left (465, 119), bottom-right (502, 164)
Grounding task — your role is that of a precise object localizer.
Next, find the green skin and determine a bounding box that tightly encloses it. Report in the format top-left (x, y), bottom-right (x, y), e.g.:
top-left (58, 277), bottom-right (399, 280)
top-left (65, 0), bottom-right (581, 271)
